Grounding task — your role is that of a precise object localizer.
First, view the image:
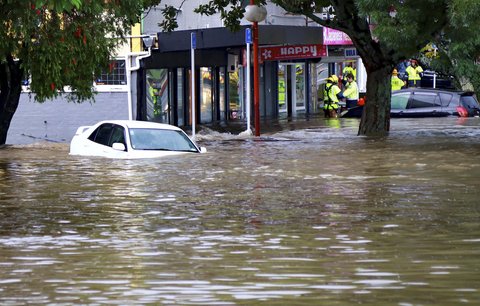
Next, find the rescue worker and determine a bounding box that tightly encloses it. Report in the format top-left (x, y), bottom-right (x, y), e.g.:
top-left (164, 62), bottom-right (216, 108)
top-left (342, 62), bottom-right (356, 86)
top-left (397, 59), bottom-right (409, 80)
top-left (342, 73), bottom-right (359, 108)
top-left (323, 75), bottom-right (342, 118)
top-left (342, 62), bottom-right (355, 80)
top-left (391, 69), bottom-right (406, 91)
top-left (148, 79), bottom-right (161, 117)
top-left (405, 59), bottom-right (423, 88)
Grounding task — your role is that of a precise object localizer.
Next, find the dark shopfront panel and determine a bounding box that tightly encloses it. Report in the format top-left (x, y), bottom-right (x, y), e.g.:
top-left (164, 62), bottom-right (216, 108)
top-left (141, 48), bottom-right (233, 127)
top-left (139, 26), bottom-right (325, 127)
top-left (140, 54), bottom-right (321, 127)
top-left (141, 66), bottom-right (227, 127)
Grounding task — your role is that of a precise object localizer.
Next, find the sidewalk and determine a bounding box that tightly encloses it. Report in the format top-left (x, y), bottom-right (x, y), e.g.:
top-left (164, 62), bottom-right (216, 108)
top-left (194, 113), bottom-right (360, 136)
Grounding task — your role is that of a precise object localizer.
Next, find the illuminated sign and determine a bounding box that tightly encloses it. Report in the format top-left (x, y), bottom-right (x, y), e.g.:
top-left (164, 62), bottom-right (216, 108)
top-left (260, 44), bottom-right (327, 62)
top-left (323, 27), bottom-right (353, 45)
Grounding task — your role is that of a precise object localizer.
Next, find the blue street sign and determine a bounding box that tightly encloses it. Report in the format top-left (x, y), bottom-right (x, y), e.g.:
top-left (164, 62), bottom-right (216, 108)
top-left (344, 48), bottom-right (357, 57)
top-left (245, 28), bottom-right (252, 44)
top-left (191, 32), bottom-right (196, 49)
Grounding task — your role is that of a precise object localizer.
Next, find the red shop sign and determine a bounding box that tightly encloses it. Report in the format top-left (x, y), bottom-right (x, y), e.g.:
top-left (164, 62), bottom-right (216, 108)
top-left (260, 44), bottom-right (327, 62)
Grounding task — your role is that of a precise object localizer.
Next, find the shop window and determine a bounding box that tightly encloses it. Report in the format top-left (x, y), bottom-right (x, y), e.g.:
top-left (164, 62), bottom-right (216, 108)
top-left (219, 67), bottom-right (226, 121)
top-left (177, 68), bottom-right (184, 126)
top-left (295, 64), bottom-right (306, 111)
top-left (146, 69), bottom-right (169, 123)
top-left (228, 70), bottom-right (241, 120)
top-left (278, 65), bottom-right (286, 112)
top-left (200, 67), bottom-right (213, 123)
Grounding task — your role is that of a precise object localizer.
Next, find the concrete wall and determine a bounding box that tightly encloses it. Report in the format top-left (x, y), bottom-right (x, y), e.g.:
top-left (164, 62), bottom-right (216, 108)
top-left (8, 92), bottom-right (128, 145)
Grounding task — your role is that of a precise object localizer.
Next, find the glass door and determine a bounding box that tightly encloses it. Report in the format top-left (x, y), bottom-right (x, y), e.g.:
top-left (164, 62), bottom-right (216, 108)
top-left (146, 69), bottom-right (170, 123)
top-left (176, 68), bottom-right (184, 126)
top-left (200, 67), bottom-right (213, 123)
top-left (293, 63), bottom-right (306, 112)
top-left (278, 64), bottom-right (287, 113)
top-left (278, 63), bottom-right (306, 115)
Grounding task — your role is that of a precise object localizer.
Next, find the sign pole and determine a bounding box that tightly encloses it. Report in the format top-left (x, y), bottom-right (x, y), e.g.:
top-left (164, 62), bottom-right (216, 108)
top-left (253, 21), bottom-right (260, 136)
top-left (245, 28), bottom-right (252, 134)
top-left (190, 32), bottom-right (196, 138)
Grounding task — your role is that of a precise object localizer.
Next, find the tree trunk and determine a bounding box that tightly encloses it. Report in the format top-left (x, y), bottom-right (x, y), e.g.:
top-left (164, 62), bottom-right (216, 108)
top-left (0, 56), bottom-right (24, 145)
top-left (358, 66), bottom-right (392, 136)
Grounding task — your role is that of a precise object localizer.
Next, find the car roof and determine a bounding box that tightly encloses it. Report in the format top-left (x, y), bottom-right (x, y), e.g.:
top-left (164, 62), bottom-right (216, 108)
top-left (98, 120), bottom-right (183, 131)
top-left (394, 88), bottom-right (472, 95)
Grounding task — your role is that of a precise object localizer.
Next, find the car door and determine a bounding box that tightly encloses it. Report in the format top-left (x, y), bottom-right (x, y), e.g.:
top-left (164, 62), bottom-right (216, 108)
top-left (405, 92), bottom-right (446, 117)
top-left (390, 92), bottom-right (411, 117)
top-left (439, 92), bottom-right (454, 114)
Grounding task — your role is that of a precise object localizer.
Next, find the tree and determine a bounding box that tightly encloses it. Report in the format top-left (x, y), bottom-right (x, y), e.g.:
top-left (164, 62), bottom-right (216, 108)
top-left (0, 0), bottom-right (160, 145)
top-left (423, 1), bottom-right (480, 93)
top-left (176, 0), bottom-right (480, 136)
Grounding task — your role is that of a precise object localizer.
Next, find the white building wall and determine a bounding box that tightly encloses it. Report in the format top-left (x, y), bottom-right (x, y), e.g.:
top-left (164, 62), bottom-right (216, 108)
top-left (142, 1), bottom-right (317, 34)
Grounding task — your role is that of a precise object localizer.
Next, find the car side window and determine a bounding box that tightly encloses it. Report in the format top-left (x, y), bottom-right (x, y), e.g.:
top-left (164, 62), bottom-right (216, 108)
top-left (89, 124), bottom-right (112, 146)
top-left (391, 93), bottom-right (410, 109)
top-left (109, 125), bottom-right (126, 148)
top-left (439, 93), bottom-right (453, 106)
top-left (409, 93), bottom-right (440, 108)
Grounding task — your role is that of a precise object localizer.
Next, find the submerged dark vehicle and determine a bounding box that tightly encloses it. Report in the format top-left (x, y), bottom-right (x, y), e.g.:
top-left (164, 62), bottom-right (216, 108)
top-left (341, 88), bottom-right (480, 118)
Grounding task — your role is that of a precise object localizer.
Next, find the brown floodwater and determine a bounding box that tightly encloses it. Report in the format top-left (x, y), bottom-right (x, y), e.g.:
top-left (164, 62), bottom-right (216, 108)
top-left (0, 117), bottom-right (479, 305)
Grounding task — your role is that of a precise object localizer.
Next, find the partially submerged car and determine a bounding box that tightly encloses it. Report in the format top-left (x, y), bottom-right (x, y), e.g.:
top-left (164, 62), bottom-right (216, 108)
top-left (341, 88), bottom-right (480, 118)
top-left (70, 120), bottom-right (206, 158)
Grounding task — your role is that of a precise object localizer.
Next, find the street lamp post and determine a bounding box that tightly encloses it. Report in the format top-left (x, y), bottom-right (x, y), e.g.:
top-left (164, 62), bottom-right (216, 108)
top-left (245, 4), bottom-right (267, 137)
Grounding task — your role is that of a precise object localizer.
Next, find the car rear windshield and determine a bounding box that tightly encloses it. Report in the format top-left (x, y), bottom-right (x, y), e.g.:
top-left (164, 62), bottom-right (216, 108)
top-left (460, 95), bottom-right (480, 109)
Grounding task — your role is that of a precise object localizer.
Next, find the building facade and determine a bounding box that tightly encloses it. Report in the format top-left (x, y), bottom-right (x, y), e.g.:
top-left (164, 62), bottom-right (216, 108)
top-left (9, 2), bottom-right (365, 144)
top-left (134, 1), bottom-right (365, 129)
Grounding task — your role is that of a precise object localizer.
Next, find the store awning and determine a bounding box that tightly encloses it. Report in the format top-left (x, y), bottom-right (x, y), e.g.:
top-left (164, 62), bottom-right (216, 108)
top-left (155, 25), bottom-right (324, 52)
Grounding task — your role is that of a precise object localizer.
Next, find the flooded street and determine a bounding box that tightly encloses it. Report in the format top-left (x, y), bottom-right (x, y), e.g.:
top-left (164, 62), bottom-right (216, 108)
top-left (1, 117), bottom-right (479, 305)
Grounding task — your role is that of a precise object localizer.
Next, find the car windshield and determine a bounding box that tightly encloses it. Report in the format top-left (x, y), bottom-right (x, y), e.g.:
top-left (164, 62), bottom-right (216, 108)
top-left (129, 128), bottom-right (198, 152)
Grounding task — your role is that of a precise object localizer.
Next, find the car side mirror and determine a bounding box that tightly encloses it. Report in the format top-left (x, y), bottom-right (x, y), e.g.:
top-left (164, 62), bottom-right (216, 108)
top-left (199, 147), bottom-right (207, 153)
top-left (112, 143), bottom-right (126, 151)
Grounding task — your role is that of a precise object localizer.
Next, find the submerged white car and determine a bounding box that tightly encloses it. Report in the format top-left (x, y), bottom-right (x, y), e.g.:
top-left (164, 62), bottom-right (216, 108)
top-left (70, 120), bottom-right (206, 158)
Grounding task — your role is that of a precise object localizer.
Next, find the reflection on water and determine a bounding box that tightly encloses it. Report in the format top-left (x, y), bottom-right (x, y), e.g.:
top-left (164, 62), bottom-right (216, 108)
top-left (1, 118), bottom-right (480, 305)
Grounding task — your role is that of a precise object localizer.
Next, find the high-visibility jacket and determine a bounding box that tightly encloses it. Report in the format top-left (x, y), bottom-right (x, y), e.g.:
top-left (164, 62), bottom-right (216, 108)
top-left (323, 83), bottom-right (341, 110)
top-left (343, 81), bottom-right (359, 100)
top-left (391, 76), bottom-right (405, 91)
top-left (406, 65), bottom-right (423, 81)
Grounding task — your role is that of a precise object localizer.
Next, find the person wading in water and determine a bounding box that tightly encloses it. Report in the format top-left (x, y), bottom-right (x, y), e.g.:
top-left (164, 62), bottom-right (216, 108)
top-left (323, 75), bottom-right (341, 118)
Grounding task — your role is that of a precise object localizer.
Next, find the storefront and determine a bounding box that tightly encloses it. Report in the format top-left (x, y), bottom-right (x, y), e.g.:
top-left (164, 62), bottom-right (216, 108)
top-left (259, 44), bottom-right (327, 117)
top-left (321, 27), bottom-right (366, 93)
top-left (137, 25), bottom-right (362, 128)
